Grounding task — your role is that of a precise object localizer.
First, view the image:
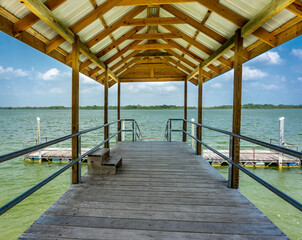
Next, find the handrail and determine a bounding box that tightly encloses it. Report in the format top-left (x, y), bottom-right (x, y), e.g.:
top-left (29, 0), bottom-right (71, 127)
top-left (167, 118), bottom-right (302, 212)
top-left (0, 120), bottom-right (120, 163)
top-left (183, 118), bottom-right (302, 159)
top-left (134, 120), bottom-right (143, 141)
top-left (0, 119), bottom-right (138, 216)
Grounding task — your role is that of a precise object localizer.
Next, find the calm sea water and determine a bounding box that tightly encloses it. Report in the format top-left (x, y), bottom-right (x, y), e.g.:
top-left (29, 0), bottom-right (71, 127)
top-left (0, 109), bottom-right (301, 239)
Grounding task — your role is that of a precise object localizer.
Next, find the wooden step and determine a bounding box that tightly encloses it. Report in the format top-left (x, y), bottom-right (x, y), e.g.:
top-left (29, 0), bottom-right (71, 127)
top-left (102, 156), bottom-right (122, 167)
top-left (88, 148), bottom-right (110, 163)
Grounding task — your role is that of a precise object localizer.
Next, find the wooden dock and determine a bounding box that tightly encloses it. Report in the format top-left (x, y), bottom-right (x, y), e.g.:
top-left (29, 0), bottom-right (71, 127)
top-left (19, 142), bottom-right (287, 239)
top-left (25, 146), bottom-right (300, 167)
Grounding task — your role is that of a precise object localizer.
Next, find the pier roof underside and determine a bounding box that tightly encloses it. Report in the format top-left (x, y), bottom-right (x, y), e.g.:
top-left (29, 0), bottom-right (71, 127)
top-left (0, 0), bottom-right (301, 86)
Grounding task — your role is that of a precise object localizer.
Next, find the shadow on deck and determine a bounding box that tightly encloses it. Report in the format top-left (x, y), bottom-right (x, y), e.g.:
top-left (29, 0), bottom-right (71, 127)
top-left (19, 141), bottom-right (286, 239)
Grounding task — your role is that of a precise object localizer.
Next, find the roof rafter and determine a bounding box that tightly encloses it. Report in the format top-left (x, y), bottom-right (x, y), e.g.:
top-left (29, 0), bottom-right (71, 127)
top-left (187, 0), bottom-right (296, 81)
top-left (196, 0), bottom-right (276, 47)
top-left (13, 0), bottom-right (66, 37)
top-left (162, 5), bottom-right (227, 44)
top-left (19, 0), bottom-right (118, 82)
top-left (86, 6), bottom-right (146, 48)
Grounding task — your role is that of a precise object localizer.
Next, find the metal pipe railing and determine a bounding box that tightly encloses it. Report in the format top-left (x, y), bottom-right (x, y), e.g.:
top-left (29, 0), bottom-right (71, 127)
top-left (167, 118), bottom-right (302, 212)
top-left (0, 119), bottom-right (138, 216)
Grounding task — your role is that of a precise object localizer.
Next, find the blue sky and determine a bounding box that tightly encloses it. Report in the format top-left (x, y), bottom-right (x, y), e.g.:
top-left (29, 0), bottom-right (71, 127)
top-left (0, 31), bottom-right (301, 107)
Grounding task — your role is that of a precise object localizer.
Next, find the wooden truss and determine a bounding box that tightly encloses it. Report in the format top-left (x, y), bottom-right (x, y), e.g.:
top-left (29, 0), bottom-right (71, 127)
top-left (0, 0), bottom-right (301, 86)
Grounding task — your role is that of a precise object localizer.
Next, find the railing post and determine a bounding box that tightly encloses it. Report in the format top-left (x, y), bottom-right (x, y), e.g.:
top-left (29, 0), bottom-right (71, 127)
top-left (132, 120), bottom-right (135, 142)
top-left (183, 79), bottom-right (187, 142)
top-left (37, 117), bottom-right (41, 163)
top-left (71, 35), bottom-right (80, 184)
top-left (104, 67), bottom-right (109, 148)
top-left (228, 135), bottom-right (234, 188)
top-left (169, 120), bottom-right (172, 142)
top-left (77, 135), bottom-right (81, 183)
top-left (279, 117), bottom-right (285, 168)
top-left (197, 65), bottom-right (203, 155)
top-left (117, 82), bottom-right (121, 141)
top-left (191, 118), bottom-right (195, 149)
top-left (122, 120), bottom-right (125, 141)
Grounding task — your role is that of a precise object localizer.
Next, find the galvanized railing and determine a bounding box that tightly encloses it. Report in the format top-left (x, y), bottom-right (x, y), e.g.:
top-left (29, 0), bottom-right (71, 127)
top-left (0, 119), bottom-right (140, 216)
top-left (166, 118), bottom-right (302, 212)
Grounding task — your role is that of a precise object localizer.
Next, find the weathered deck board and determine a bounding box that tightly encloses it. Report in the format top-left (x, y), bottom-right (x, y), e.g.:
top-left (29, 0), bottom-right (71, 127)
top-left (20, 142), bottom-right (287, 239)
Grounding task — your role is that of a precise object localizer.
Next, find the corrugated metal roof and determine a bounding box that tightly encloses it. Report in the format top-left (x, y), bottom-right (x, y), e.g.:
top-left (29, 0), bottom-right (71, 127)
top-left (262, 9), bottom-right (296, 32)
top-left (173, 3), bottom-right (208, 22)
top-left (0, 0), bottom-right (29, 18)
top-left (205, 12), bottom-right (237, 38)
top-left (53, 0), bottom-right (93, 28)
top-left (0, 0), bottom-right (300, 82)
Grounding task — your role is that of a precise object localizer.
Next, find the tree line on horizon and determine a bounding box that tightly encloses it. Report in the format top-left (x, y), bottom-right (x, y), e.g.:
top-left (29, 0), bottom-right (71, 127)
top-left (0, 103), bottom-right (302, 110)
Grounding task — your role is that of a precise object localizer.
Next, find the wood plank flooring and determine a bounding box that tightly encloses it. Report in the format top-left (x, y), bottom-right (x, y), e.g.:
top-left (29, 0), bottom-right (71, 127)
top-left (19, 141), bottom-right (287, 239)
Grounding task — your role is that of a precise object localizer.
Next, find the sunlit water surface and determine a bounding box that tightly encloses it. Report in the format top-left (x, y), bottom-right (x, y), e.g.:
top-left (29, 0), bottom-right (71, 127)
top-left (0, 109), bottom-right (301, 239)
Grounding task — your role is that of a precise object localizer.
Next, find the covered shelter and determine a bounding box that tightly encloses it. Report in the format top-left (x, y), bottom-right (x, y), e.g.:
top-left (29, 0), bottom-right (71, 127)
top-left (0, 0), bottom-right (302, 239)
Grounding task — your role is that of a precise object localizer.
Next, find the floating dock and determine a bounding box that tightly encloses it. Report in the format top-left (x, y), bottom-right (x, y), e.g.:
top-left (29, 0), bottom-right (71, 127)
top-left (19, 142), bottom-right (287, 239)
top-left (25, 146), bottom-right (300, 167)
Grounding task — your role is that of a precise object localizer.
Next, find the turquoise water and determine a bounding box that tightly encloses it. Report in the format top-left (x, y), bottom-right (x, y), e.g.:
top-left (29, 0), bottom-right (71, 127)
top-left (0, 109), bottom-right (301, 239)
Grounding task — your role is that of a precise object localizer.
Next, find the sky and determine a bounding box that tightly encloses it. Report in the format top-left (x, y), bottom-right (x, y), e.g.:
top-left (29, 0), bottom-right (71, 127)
top-left (0, 31), bottom-right (301, 107)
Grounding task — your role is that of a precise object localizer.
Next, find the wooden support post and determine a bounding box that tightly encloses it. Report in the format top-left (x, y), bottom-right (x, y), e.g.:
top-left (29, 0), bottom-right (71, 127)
top-left (197, 65), bottom-right (203, 155)
top-left (104, 68), bottom-right (109, 148)
top-left (229, 28), bottom-right (243, 189)
top-left (71, 35), bottom-right (80, 184)
top-left (183, 79), bottom-right (187, 142)
top-left (117, 81), bottom-right (121, 141)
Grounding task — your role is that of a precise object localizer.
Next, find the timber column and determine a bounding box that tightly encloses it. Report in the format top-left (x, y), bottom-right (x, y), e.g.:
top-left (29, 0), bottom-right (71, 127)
top-left (183, 79), bottom-right (187, 142)
top-left (229, 28), bottom-right (243, 189)
top-left (71, 35), bottom-right (80, 184)
top-left (197, 65), bottom-right (203, 155)
top-left (104, 67), bottom-right (109, 148)
top-left (117, 81), bottom-right (121, 141)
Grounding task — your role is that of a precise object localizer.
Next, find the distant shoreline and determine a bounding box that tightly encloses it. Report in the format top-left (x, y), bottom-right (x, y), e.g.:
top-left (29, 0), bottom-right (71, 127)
top-left (0, 104), bottom-right (302, 110)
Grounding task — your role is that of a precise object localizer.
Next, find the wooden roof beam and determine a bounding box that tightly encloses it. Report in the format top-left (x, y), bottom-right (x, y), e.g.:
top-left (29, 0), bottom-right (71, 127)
top-left (122, 17), bottom-right (184, 26)
top-left (132, 43), bottom-right (173, 50)
top-left (117, 0), bottom-right (196, 5)
top-left (129, 33), bottom-right (179, 40)
top-left (96, 26), bottom-right (144, 58)
top-left (104, 40), bottom-right (142, 65)
top-left (134, 52), bottom-right (172, 57)
top-left (286, 1), bottom-right (302, 17)
top-left (162, 5), bottom-right (227, 44)
top-left (163, 25), bottom-right (232, 68)
top-left (187, 0), bottom-right (295, 81)
top-left (13, 0), bottom-right (66, 37)
top-left (119, 77), bottom-right (185, 82)
top-left (196, 0), bottom-right (276, 47)
top-left (19, 0), bottom-right (118, 83)
top-left (86, 6), bottom-right (146, 48)
top-left (42, 0), bottom-right (119, 54)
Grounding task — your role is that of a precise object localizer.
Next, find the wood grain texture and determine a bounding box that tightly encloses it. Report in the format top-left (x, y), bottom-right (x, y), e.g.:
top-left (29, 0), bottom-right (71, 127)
top-left (19, 141), bottom-right (286, 239)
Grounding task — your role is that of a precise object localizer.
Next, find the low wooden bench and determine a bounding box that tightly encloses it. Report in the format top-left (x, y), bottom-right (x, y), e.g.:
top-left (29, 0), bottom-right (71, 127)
top-left (87, 148), bottom-right (122, 175)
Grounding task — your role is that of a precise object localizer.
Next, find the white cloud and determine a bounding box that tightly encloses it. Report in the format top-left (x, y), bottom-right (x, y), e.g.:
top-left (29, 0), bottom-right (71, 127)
top-left (38, 68), bottom-right (60, 80)
top-left (250, 82), bottom-right (279, 90)
top-left (261, 84), bottom-right (279, 90)
top-left (0, 65), bottom-right (28, 79)
top-left (298, 77), bottom-right (302, 82)
top-left (256, 51), bottom-right (282, 65)
top-left (291, 49), bottom-right (302, 59)
top-left (80, 74), bottom-right (97, 85)
top-left (210, 83), bottom-right (222, 88)
top-left (49, 88), bottom-right (63, 94)
top-left (243, 66), bottom-right (267, 80)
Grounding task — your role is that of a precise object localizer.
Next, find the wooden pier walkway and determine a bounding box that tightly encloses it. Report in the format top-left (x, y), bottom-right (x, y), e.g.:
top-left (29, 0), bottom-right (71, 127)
top-left (20, 142), bottom-right (287, 239)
